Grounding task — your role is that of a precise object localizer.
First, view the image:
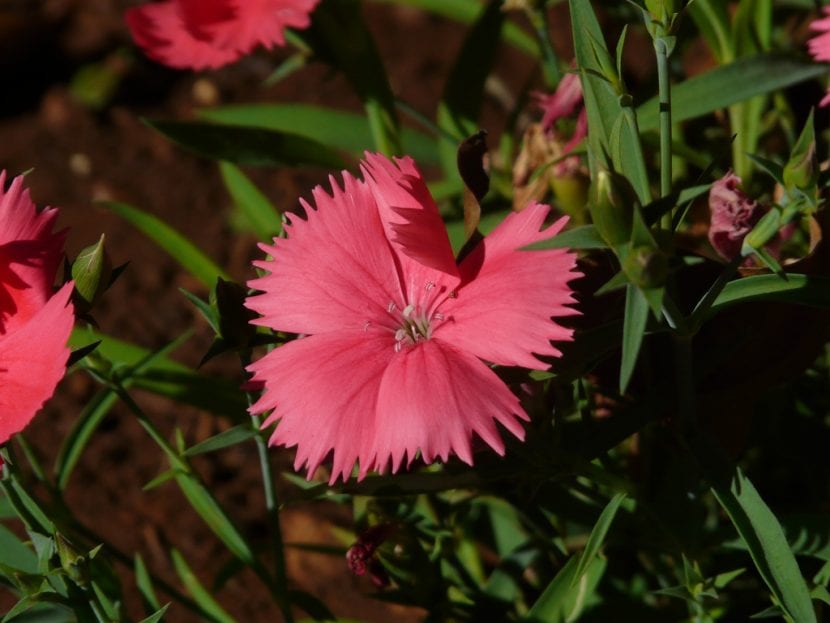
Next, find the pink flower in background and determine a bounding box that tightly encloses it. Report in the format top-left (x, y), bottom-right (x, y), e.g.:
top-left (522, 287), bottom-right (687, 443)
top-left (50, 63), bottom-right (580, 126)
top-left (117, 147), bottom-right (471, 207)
top-left (125, 0), bottom-right (319, 70)
top-left (808, 7), bottom-right (830, 107)
top-left (0, 172), bottom-right (74, 446)
top-left (708, 171), bottom-right (764, 260)
top-left (532, 71), bottom-right (588, 176)
top-left (246, 153), bottom-right (580, 483)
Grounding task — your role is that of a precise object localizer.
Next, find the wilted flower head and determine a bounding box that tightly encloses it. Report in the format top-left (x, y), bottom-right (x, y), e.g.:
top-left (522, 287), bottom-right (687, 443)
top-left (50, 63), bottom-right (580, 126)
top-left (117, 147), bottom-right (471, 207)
top-left (246, 153), bottom-right (580, 483)
top-left (708, 171), bottom-right (764, 261)
top-left (125, 0), bottom-right (319, 70)
top-left (0, 172), bottom-right (74, 446)
top-left (808, 7), bottom-right (830, 107)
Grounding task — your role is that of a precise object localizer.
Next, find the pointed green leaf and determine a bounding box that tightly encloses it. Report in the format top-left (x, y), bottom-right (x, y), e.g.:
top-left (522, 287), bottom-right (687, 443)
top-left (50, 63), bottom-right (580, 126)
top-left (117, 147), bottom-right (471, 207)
top-left (137, 604), bottom-right (170, 623)
top-left (571, 493), bottom-right (626, 586)
top-left (219, 162), bottom-right (282, 241)
top-left (184, 426), bottom-right (258, 457)
top-left (637, 55), bottom-right (827, 131)
top-left (134, 554), bottom-right (161, 613)
top-left (170, 550), bottom-right (234, 623)
top-left (145, 119), bottom-right (346, 169)
top-left (620, 284), bottom-right (649, 393)
top-left (709, 274), bottom-right (830, 316)
top-left (100, 200), bottom-right (229, 288)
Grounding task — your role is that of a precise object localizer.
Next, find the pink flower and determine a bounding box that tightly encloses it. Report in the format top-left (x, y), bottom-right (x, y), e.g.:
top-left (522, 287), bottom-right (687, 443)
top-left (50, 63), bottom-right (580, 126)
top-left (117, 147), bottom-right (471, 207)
top-left (0, 172), bottom-right (74, 446)
top-left (246, 153), bottom-right (580, 483)
top-left (532, 72), bottom-right (589, 177)
top-left (125, 0), bottom-right (319, 70)
top-left (708, 171), bottom-right (764, 260)
top-left (808, 7), bottom-right (830, 107)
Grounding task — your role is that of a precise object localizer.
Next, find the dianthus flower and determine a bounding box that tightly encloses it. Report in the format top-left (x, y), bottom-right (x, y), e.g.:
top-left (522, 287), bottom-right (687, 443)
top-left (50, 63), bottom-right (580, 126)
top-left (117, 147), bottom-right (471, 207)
top-left (808, 7), bottom-right (830, 107)
top-left (0, 172), bottom-right (74, 446)
top-left (246, 153), bottom-right (580, 483)
top-left (125, 0), bottom-right (319, 70)
top-left (708, 170), bottom-right (764, 261)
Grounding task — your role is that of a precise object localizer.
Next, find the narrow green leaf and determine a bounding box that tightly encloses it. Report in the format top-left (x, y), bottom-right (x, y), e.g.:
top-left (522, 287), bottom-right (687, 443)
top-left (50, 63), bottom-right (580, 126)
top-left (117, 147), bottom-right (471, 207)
top-left (709, 274), bottom-right (830, 316)
top-left (620, 285), bottom-right (649, 393)
top-left (570, 0), bottom-right (650, 204)
top-left (137, 604), bottom-right (170, 623)
top-left (524, 225), bottom-right (606, 251)
top-left (637, 55), bottom-right (827, 131)
top-left (145, 119), bottom-right (346, 169)
top-left (170, 550), bottom-right (234, 623)
top-left (219, 162), bottom-right (282, 241)
top-left (571, 493), bottom-right (626, 586)
top-left (436, 0), bottom-right (504, 176)
top-left (134, 554), bottom-right (161, 613)
top-left (0, 524), bottom-right (37, 573)
top-left (200, 104), bottom-right (438, 164)
top-left (525, 555), bottom-right (606, 622)
top-left (174, 474), bottom-right (254, 565)
top-left (710, 467), bottom-right (816, 623)
top-left (184, 426), bottom-right (258, 457)
top-left (100, 200), bottom-right (229, 288)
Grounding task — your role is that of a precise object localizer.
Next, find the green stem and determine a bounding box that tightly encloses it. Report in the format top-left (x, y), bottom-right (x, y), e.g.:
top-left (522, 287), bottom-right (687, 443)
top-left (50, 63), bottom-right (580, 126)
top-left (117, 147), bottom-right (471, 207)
top-left (655, 36), bottom-right (672, 227)
top-left (525, 4), bottom-right (561, 88)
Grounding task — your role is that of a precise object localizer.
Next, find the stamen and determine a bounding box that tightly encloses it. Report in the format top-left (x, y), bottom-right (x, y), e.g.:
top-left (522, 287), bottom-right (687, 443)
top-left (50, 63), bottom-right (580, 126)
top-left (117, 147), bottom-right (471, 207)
top-left (363, 320), bottom-right (371, 332)
top-left (402, 304), bottom-right (415, 318)
top-left (425, 282), bottom-right (435, 291)
top-left (394, 328), bottom-right (407, 342)
top-left (433, 313), bottom-right (444, 321)
top-left (387, 301), bottom-right (397, 313)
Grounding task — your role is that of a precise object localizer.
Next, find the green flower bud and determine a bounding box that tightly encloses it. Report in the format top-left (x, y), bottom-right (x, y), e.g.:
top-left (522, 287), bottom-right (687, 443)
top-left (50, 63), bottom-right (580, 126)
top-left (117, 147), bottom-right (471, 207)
top-left (71, 234), bottom-right (112, 312)
top-left (56, 533), bottom-right (89, 586)
top-left (589, 169), bottom-right (635, 248)
top-left (623, 245), bottom-right (668, 289)
top-left (783, 110), bottom-right (818, 196)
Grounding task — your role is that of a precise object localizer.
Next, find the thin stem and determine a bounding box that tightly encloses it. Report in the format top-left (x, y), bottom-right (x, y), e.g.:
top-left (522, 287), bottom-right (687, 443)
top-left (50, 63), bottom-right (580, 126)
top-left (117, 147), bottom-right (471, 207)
top-left (242, 354), bottom-right (293, 623)
top-left (656, 37), bottom-right (672, 227)
top-left (525, 4), bottom-right (561, 88)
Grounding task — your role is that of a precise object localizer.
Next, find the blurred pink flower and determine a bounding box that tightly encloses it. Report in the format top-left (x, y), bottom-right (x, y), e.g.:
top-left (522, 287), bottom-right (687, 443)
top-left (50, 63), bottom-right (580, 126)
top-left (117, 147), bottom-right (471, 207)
top-left (808, 7), bottom-right (830, 107)
top-left (246, 153), bottom-right (580, 483)
top-left (708, 171), bottom-right (764, 260)
top-left (532, 72), bottom-right (588, 176)
top-left (0, 172), bottom-right (74, 446)
top-left (125, 0), bottom-right (319, 70)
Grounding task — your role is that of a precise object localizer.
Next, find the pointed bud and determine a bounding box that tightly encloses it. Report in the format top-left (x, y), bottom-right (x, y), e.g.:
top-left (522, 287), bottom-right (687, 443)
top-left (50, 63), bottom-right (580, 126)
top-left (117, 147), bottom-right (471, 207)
top-left (71, 234), bottom-right (112, 313)
top-left (590, 169), bottom-right (635, 248)
top-left (56, 533), bottom-right (90, 586)
top-left (783, 110), bottom-right (818, 197)
top-left (623, 245), bottom-right (668, 289)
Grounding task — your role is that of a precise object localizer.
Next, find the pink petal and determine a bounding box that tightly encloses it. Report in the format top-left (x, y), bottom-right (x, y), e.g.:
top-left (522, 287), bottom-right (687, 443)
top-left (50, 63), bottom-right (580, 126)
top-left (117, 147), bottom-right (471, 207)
top-left (821, 88), bottom-right (830, 108)
top-left (534, 71), bottom-right (584, 134)
top-left (248, 330), bottom-right (395, 483)
top-left (361, 153), bottom-right (459, 279)
top-left (371, 339), bottom-right (528, 477)
top-left (247, 172), bottom-right (404, 336)
top-left (0, 172), bottom-right (67, 334)
top-left (0, 282), bottom-right (74, 445)
top-left (435, 204), bottom-right (580, 369)
top-left (210, 0), bottom-right (319, 52)
top-left (125, 1), bottom-right (241, 70)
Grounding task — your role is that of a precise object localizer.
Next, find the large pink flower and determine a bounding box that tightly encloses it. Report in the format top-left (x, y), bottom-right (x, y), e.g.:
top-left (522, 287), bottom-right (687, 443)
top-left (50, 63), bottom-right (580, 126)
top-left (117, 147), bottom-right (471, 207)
top-left (125, 0), bottom-right (319, 70)
top-left (0, 172), bottom-right (74, 446)
top-left (246, 153), bottom-right (580, 483)
top-left (808, 7), bottom-right (830, 107)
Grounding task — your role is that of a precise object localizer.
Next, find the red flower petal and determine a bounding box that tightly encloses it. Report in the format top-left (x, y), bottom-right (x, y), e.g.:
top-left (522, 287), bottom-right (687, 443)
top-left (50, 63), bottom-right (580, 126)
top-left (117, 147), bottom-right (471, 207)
top-left (248, 331), bottom-right (394, 483)
top-left (435, 204), bottom-right (580, 369)
top-left (372, 340), bottom-right (528, 477)
top-left (247, 172), bottom-right (404, 336)
top-left (0, 282), bottom-right (74, 445)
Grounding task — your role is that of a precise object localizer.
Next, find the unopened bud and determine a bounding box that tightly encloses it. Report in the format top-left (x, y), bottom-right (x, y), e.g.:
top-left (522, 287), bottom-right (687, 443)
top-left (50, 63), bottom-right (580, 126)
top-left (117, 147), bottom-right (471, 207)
top-left (56, 533), bottom-right (89, 586)
top-left (590, 169), bottom-right (635, 248)
top-left (71, 234), bottom-right (112, 312)
top-left (783, 110), bottom-right (818, 195)
top-left (623, 245), bottom-right (667, 289)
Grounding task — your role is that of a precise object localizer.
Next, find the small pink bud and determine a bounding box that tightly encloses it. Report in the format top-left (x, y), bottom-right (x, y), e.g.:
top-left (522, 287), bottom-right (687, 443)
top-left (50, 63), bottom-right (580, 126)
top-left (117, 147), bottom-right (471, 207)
top-left (708, 171), bottom-right (765, 261)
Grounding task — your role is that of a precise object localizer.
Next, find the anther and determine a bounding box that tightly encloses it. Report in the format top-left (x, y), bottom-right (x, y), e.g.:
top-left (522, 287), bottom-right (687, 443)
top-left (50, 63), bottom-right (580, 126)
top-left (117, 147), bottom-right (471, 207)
top-left (387, 302), bottom-right (397, 313)
top-left (425, 282), bottom-right (435, 291)
top-left (402, 304), bottom-right (415, 318)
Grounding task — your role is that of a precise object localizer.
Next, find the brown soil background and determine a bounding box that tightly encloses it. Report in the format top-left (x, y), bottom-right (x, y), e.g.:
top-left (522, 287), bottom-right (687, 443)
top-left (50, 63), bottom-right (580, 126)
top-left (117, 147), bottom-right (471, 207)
top-left (0, 1), bottom-right (560, 621)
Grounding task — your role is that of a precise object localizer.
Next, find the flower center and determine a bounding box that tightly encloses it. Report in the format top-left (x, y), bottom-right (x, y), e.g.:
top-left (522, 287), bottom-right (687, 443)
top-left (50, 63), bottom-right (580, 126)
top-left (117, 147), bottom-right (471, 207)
top-left (367, 281), bottom-right (449, 352)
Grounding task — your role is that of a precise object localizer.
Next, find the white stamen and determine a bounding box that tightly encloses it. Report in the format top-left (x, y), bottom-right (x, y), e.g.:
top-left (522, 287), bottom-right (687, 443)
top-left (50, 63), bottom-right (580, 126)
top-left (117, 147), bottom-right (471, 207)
top-left (402, 304), bottom-right (415, 318)
top-left (387, 301), bottom-right (397, 313)
top-left (425, 282), bottom-right (435, 291)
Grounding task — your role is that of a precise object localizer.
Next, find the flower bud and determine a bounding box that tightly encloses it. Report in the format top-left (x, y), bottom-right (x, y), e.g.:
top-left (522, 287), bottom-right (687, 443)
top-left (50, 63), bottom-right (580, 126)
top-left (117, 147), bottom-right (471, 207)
top-left (589, 169), bottom-right (635, 248)
top-left (56, 533), bottom-right (89, 586)
top-left (623, 245), bottom-right (668, 289)
top-left (71, 234), bottom-right (112, 313)
top-left (783, 111), bottom-right (818, 196)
